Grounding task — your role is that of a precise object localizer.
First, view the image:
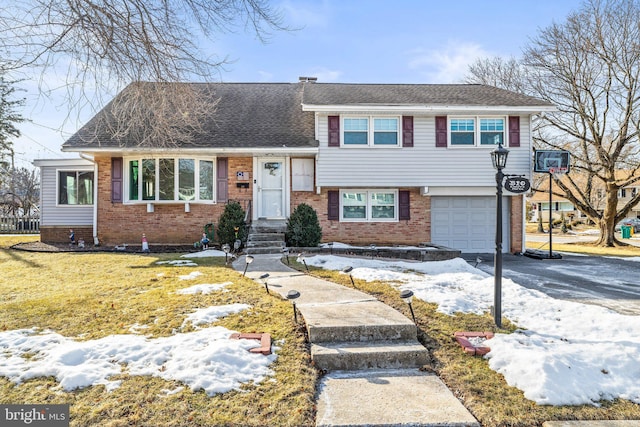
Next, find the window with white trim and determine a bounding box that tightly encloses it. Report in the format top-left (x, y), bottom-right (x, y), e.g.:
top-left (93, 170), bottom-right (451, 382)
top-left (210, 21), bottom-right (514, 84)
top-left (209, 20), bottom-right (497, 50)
top-left (340, 190), bottom-right (398, 221)
top-left (449, 117), bottom-right (505, 146)
top-left (126, 157), bottom-right (215, 202)
top-left (343, 117), bottom-right (400, 146)
top-left (58, 170), bottom-right (94, 205)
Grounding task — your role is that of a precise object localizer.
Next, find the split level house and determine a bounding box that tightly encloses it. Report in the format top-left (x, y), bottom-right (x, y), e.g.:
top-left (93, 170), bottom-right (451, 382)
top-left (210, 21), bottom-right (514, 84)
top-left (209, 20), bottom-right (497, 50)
top-left (34, 79), bottom-right (555, 253)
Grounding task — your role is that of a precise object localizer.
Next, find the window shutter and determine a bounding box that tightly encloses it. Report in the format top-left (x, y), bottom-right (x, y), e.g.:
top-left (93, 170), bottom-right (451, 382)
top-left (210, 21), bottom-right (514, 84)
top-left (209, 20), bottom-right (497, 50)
top-left (509, 116), bottom-right (520, 147)
top-left (328, 116), bottom-right (340, 147)
top-left (216, 157), bottom-right (228, 203)
top-left (399, 190), bottom-right (410, 220)
top-left (328, 191), bottom-right (339, 220)
top-left (111, 157), bottom-right (123, 203)
top-left (402, 116), bottom-right (414, 147)
top-left (435, 116), bottom-right (447, 147)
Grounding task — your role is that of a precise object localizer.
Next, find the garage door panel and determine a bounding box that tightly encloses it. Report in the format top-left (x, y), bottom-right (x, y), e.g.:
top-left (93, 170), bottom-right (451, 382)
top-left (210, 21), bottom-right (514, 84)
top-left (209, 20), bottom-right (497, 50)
top-left (431, 196), bottom-right (509, 253)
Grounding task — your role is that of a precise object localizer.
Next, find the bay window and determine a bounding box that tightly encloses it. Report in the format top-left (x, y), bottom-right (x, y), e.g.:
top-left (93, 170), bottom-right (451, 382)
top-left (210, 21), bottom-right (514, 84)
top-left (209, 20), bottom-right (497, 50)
top-left (341, 190), bottom-right (397, 221)
top-left (127, 157), bottom-right (215, 203)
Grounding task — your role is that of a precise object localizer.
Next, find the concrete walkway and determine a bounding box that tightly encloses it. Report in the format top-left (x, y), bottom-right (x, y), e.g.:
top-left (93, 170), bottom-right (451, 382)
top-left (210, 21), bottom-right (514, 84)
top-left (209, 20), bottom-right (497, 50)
top-left (234, 253), bottom-right (479, 427)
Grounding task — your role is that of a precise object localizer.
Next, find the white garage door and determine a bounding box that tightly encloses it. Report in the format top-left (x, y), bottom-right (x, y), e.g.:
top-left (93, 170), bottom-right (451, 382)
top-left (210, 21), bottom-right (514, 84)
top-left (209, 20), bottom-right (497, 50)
top-left (431, 196), bottom-right (510, 253)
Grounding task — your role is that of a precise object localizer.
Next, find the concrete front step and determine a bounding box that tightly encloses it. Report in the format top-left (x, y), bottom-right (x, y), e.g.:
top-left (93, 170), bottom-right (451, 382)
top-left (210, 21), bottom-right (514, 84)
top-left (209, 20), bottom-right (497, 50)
top-left (300, 300), bottom-right (418, 343)
top-left (248, 233), bottom-right (285, 241)
top-left (311, 340), bottom-right (430, 371)
top-left (245, 246), bottom-right (286, 255)
top-left (247, 240), bottom-right (285, 248)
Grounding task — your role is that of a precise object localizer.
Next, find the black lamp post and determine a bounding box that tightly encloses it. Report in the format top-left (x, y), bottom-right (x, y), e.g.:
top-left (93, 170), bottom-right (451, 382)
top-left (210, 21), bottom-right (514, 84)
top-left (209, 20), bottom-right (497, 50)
top-left (222, 244), bottom-right (230, 265)
top-left (259, 273), bottom-right (270, 294)
top-left (243, 255), bottom-right (254, 277)
top-left (342, 266), bottom-right (355, 286)
top-left (490, 143), bottom-right (509, 329)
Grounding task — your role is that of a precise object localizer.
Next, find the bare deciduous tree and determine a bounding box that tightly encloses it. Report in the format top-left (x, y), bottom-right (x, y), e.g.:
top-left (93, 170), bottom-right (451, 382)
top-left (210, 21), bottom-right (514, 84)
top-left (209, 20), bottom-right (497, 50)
top-left (466, 0), bottom-right (640, 246)
top-left (0, 0), bottom-right (288, 146)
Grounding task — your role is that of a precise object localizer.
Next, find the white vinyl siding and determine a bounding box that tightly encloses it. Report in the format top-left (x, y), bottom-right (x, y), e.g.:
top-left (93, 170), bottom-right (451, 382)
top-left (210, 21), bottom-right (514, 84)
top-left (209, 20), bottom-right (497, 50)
top-left (37, 162), bottom-right (94, 227)
top-left (316, 115), bottom-right (531, 188)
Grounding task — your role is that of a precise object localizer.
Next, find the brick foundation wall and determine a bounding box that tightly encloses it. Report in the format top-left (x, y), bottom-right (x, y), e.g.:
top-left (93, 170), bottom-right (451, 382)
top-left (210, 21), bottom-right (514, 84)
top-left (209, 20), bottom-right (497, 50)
top-left (291, 188), bottom-right (430, 246)
top-left (40, 226), bottom-right (94, 244)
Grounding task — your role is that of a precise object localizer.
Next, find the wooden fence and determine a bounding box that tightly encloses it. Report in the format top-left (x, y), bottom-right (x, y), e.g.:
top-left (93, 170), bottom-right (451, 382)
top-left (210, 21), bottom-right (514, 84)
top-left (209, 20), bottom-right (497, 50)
top-left (0, 216), bottom-right (40, 234)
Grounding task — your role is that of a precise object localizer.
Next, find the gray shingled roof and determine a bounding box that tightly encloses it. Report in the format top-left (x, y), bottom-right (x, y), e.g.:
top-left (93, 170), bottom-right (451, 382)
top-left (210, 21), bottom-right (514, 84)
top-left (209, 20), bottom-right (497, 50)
top-left (63, 82), bottom-right (317, 150)
top-left (62, 82), bottom-right (553, 150)
top-left (302, 83), bottom-right (553, 107)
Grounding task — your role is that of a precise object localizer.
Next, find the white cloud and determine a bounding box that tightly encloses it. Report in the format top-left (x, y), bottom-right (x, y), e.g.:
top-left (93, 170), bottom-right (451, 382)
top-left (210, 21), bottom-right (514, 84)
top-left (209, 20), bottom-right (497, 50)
top-left (407, 41), bottom-right (492, 83)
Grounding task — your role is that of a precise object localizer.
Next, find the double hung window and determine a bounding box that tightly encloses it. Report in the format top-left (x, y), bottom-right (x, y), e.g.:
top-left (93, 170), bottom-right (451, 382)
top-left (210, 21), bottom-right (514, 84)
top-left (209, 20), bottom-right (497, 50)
top-left (58, 171), bottom-right (94, 205)
top-left (340, 190), bottom-right (397, 221)
top-left (343, 117), bottom-right (400, 146)
top-left (449, 117), bottom-right (505, 146)
top-left (127, 158), bottom-right (214, 202)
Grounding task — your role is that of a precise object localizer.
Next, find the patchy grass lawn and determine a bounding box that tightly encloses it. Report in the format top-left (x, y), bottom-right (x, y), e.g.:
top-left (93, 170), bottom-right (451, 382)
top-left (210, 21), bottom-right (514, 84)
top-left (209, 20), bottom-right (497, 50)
top-left (289, 258), bottom-right (640, 427)
top-left (0, 236), bottom-right (316, 426)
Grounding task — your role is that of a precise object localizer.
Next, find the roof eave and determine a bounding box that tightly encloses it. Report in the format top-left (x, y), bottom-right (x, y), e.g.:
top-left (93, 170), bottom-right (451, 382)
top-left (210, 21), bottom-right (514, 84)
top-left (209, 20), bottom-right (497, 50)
top-left (61, 146), bottom-right (319, 156)
top-left (301, 104), bottom-right (558, 113)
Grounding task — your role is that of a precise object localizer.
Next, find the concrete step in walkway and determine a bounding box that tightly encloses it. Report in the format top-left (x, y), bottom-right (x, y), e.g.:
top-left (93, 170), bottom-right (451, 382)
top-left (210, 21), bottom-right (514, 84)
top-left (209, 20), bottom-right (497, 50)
top-left (235, 254), bottom-right (480, 427)
top-left (245, 220), bottom-right (286, 254)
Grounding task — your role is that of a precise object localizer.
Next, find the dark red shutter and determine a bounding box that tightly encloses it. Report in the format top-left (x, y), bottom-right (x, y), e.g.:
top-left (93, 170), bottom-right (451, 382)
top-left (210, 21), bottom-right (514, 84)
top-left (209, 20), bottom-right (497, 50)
top-left (402, 116), bottom-right (414, 147)
top-left (111, 157), bottom-right (123, 203)
top-left (328, 191), bottom-right (339, 220)
top-left (216, 158), bottom-right (228, 203)
top-left (399, 190), bottom-right (410, 220)
top-left (328, 116), bottom-right (340, 147)
top-left (509, 116), bottom-right (520, 147)
top-left (435, 116), bottom-right (447, 147)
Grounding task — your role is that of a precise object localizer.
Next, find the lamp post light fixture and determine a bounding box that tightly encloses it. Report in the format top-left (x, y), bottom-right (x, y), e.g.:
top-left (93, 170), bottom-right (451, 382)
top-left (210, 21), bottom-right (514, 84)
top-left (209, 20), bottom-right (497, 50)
top-left (342, 266), bottom-right (355, 286)
top-left (490, 143), bottom-right (509, 329)
top-left (259, 273), bottom-right (270, 294)
top-left (286, 289), bottom-right (301, 323)
top-left (400, 289), bottom-right (417, 325)
top-left (328, 241), bottom-right (334, 255)
top-left (243, 255), bottom-right (254, 277)
top-left (297, 253), bottom-right (308, 272)
top-left (222, 244), bottom-right (231, 264)
top-left (282, 247), bottom-right (290, 265)
top-left (369, 244), bottom-right (377, 259)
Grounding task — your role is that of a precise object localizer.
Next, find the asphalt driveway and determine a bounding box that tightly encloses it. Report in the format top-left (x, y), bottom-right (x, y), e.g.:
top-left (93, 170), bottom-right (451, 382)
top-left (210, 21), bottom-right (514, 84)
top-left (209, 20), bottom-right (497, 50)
top-left (463, 252), bottom-right (640, 315)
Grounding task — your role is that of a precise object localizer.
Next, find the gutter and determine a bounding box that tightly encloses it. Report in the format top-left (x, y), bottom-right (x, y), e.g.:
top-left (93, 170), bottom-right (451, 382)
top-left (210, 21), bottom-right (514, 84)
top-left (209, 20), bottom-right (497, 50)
top-left (79, 153), bottom-right (99, 246)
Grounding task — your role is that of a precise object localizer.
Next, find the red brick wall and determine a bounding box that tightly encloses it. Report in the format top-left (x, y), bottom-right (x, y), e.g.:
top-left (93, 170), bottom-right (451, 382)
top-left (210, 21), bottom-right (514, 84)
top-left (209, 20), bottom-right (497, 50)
top-left (290, 188), bottom-right (431, 246)
top-left (510, 195), bottom-right (524, 253)
top-left (93, 156), bottom-right (253, 245)
top-left (40, 226), bottom-right (93, 244)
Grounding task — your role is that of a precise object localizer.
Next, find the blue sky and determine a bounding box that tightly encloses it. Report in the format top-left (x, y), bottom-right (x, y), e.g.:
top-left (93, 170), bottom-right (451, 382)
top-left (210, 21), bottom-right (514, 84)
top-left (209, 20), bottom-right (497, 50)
top-left (13, 0), bottom-right (583, 169)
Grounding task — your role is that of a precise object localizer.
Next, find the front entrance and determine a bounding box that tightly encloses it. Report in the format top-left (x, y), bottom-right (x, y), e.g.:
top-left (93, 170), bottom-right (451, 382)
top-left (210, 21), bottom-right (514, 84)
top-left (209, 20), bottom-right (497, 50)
top-left (256, 158), bottom-right (286, 219)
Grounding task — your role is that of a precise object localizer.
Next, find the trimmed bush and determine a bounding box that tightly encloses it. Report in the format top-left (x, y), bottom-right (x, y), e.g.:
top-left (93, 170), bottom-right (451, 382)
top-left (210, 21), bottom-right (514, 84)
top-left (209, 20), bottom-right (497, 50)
top-left (217, 201), bottom-right (247, 248)
top-left (285, 203), bottom-right (322, 247)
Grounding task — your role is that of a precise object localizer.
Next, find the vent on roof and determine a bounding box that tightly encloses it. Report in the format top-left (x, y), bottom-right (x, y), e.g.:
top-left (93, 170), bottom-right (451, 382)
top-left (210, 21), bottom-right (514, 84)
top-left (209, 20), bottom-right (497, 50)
top-left (299, 76), bottom-right (318, 82)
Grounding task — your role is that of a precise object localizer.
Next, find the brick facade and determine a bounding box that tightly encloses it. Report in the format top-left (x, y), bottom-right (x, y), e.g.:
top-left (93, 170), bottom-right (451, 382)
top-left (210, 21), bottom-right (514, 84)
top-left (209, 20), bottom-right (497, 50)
top-left (291, 188), bottom-right (431, 246)
top-left (510, 195), bottom-right (524, 253)
top-left (40, 226), bottom-right (93, 245)
top-left (93, 156), bottom-right (254, 245)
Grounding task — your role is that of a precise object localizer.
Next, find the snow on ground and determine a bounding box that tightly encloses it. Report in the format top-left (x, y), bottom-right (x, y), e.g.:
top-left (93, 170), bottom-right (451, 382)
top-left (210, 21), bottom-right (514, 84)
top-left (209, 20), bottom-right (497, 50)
top-left (306, 254), bottom-right (640, 406)
top-left (181, 249), bottom-right (228, 258)
top-left (176, 282), bottom-right (233, 295)
top-left (0, 285), bottom-right (274, 396)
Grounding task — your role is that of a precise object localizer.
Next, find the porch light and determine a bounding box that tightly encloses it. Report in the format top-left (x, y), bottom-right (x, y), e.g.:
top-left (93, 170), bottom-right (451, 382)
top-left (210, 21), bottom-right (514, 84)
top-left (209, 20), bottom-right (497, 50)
top-left (400, 289), bottom-right (416, 325)
top-left (491, 143), bottom-right (509, 170)
top-left (286, 289), bottom-right (301, 323)
top-left (243, 255), bottom-right (254, 277)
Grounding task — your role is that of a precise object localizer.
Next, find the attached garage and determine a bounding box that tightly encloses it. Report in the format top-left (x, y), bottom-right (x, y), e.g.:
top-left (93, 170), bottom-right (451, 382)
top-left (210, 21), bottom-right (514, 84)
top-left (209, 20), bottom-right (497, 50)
top-left (431, 196), bottom-right (510, 253)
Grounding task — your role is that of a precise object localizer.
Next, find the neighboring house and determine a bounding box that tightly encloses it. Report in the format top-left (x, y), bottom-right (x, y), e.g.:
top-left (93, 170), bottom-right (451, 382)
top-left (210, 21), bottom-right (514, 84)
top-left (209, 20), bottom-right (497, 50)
top-left (35, 79), bottom-right (554, 253)
top-left (529, 172), bottom-right (640, 223)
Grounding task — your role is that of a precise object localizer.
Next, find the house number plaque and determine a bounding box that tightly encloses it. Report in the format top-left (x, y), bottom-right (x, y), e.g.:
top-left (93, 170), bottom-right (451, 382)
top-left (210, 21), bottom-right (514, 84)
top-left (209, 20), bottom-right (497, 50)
top-left (504, 176), bottom-right (530, 193)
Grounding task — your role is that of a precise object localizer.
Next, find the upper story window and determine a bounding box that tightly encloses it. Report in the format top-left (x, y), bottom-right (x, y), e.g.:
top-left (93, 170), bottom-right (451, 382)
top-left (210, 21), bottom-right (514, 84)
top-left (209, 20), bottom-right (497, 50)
top-left (450, 117), bottom-right (505, 147)
top-left (343, 117), bottom-right (399, 147)
top-left (127, 157), bottom-right (214, 203)
top-left (58, 170), bottom-right (94, 205)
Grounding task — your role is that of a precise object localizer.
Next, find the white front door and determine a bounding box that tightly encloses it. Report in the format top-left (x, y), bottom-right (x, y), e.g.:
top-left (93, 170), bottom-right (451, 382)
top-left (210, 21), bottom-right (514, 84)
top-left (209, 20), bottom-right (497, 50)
top-left (257, 158), bottom-right (286, 219)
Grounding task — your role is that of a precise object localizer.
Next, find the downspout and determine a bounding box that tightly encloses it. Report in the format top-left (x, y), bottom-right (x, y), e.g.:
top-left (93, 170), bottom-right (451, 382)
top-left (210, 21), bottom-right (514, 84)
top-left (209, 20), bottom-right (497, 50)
top-left (79, 153), bottom-right (98, 245)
